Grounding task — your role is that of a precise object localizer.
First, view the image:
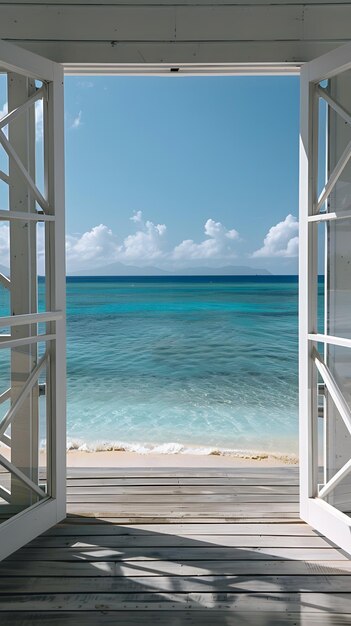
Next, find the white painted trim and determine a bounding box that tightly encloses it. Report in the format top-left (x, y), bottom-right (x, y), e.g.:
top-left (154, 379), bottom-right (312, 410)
top-left (0, 453), bottom-right (46, 500)
top-left (0, 209), bottom-right (55, 222)
top-left (0, 38), bottom-right (55, 81)
top-left (0, 497), bottom-right (62, 561)
top-left (319, 458), bottom-right (351, 499)
top-left (0, 86), bottom-right (45, 130)
top-left (0, 171), bottom-right (9, 185)
top-left (0, 311), bottom-right (62, 328)
top-left (0, 388), bottom-right (11, 405)
top-left (44, 61), bottom-right (67, 521)
top-left (302, 40), bottom-right (351, 84)
top-left (317, 86), bottom-right (351, 128)
top-left (0, 485), bottom-right (11, 503)
top-left (308, 211), bottom-right (351, 222)
top-left (22, 41), bottom-right (332, 68)
top-left (64, 62), bottom-right (301, 76)
top-left (0, 272), bottom-right (10, 290)
top-left (313, 348), bottom-right (351, 438)
top-left (0, 433), bottom-right (11, 448)
top-left (305, 497), bottom-right (351, 555)
top-left (0, 352), bottom-right (47, 439)
top-left (316, 138), bottom-right (351, 212)
top-left (308, 333), bottom-right (351, 350)
top-left (0, 333), bottom-right (55, 350)
top-left (0, 128), bottom-right (50, 212)
top-left (299, 60), bottom-right (319, 518)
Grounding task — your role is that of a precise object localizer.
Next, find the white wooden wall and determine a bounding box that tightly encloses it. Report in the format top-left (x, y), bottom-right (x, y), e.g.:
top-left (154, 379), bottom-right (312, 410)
top-left (0, 1), bottom-right (351, 67)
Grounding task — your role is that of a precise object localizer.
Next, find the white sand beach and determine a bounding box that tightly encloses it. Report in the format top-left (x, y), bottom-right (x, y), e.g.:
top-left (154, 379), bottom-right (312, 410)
top-left (65, 449), bottom-right (297, 467)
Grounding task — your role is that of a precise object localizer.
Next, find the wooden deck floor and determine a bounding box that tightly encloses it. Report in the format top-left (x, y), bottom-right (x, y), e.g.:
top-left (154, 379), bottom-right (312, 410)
top-left (0, 467), bottom-right (351, 624)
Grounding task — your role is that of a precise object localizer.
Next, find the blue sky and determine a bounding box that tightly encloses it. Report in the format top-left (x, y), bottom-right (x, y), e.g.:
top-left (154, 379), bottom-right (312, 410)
top-left (0, 75), bottom-right (301, 274)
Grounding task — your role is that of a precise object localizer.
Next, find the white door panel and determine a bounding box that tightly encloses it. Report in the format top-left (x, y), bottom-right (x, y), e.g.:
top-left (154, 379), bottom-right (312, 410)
top-left (0, 39), bottom-right (66, 560)
top-left (300, 41), bottom-right (351, 552)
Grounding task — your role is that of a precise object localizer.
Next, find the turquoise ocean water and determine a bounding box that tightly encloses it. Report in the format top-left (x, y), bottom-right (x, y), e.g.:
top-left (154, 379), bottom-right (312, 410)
top-left (0, 275), bottom-right (308, 459)
top-left (63, 276), bottom-right (300, 459)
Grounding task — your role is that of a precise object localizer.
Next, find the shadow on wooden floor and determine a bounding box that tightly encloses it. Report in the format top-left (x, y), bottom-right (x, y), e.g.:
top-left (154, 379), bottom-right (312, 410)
top-left (0, 468), bottom-right (350, 625)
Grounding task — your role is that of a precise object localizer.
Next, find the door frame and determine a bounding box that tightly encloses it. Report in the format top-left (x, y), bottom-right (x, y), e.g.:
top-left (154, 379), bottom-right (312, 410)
top-left (3, 37), bottom-right (351, 559)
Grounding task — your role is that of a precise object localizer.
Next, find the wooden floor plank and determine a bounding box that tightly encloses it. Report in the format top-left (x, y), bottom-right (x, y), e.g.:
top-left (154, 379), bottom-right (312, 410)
top-left (3, 574), bottom-right (351, 594)
top-left (66, 468), bottom-right (299, 476)
top-left (1, 592), bottom-right (351, 612)
top-left (66, 485), bottom-right (300, 495)
top-left (66, 494), bottom-right (299, 503)
top-left (5, 546), bottom-right (346, 561)
top-left (66, 478), bottom-right (299, 487)
top-left (0, 467), bottom-right (348, 625)
top-left (1, 559), bottom-right (350, 577)
top-left (1, 611), bottom-right (350, 626)
top-left (66, 503), bottom-right (299, 513)
top-left (64, 516), bottom-right (302, 524)
top-left (42, 522), bottom-right (317, 536)
top-left (24, 534), bottom-right (329, 549)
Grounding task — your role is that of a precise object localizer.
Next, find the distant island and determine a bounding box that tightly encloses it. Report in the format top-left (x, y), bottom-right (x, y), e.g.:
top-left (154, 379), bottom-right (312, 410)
top-left (0, 262), bottom-right (272, 279)
top-left (69, 262), bottom-right (271, 277)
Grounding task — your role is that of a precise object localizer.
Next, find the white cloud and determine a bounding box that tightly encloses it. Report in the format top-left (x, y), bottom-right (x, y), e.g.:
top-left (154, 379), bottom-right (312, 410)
top-left (1, 99), bottom-right (80, 139)
top-left (252, 214), bottom-right (299, 258)
top-left (0, 212), bottom-right (243, 273)
top-left (65, 213), bottom-right (167, 270)
top-left (172, 218), bottom-right (239, 262)
top-left (0, 100), bottom-right (43, 142)
top-left (0, 222), bottom-right (45, 274)
top-left (64, 213), bottom-right (240, 271)
top-left (0, 102), bottom-right (7, 119)
top-left (0, 224), bottom-right (9, 269)
top-left (130, 210), bottom-right (143, 224)
top-left (0, 213), bottom-right (168, 274)
top-left (123, 211), bottom-right (166, 261)
top-left (71, 111), bottom-right (82, 129)
top-left (66, 224), bottom-right (118, 269)
top-left (0, 102), bottom-right (8, 139)
top-left (77, 81), bottom-right (94, 89)
top-left (35, 100), bottom-right (43, 141)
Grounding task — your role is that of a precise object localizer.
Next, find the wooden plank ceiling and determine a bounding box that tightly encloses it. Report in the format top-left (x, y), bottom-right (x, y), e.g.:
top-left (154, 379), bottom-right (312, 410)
top-left (0, 1), bottom-right (350, 66)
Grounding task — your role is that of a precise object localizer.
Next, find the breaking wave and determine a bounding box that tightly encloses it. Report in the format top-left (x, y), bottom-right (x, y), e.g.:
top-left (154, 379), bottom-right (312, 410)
top-left (65, 439), bottom-right (298, 464)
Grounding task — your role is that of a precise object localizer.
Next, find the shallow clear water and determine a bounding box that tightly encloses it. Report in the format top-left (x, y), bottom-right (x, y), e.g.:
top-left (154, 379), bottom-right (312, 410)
top-left (64, 276), bottom-right (300, 456)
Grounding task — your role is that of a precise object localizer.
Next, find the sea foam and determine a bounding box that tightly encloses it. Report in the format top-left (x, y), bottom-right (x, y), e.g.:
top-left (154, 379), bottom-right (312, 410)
top-left (65, 439), bottom-right (298, 464)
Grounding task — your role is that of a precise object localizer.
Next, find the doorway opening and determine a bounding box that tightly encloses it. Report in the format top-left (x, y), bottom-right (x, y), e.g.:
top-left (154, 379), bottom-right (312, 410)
top-left (1, 45), bottom-right (351, 557)
top-left (59, 74), bottom-right (301, 473)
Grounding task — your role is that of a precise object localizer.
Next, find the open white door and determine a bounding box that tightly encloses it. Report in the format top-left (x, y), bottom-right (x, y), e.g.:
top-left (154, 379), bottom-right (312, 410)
top-left (300, 42), bottom-right (351, 552)
top-left (0, 39), bottom-right (66, 560)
